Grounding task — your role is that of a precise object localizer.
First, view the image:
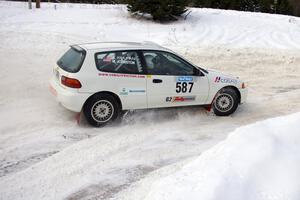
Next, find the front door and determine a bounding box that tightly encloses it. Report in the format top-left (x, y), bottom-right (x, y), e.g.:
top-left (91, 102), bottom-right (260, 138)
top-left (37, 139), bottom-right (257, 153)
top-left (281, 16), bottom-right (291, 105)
top-left (142, 50), bottom-right (209, 108)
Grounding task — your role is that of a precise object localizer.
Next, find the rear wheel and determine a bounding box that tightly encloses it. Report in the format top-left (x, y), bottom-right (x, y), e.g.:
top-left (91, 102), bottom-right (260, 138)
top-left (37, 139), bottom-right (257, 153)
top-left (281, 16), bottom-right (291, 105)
top-left (83, 94), bottom-right (120, 127)
top-left (213, 88), bottom-right (239, 116)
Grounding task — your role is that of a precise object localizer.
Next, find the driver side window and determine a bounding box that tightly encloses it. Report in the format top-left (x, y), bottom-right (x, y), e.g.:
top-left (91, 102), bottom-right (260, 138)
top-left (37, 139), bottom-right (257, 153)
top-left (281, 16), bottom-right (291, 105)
top-left (142, 51), bottom-right (195, 76)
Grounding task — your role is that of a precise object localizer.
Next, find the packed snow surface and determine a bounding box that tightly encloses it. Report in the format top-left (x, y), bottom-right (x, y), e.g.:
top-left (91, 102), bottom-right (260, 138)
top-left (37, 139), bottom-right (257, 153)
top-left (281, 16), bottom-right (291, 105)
top-left (121, 112), bottom-right (300, 200)
top-left (0, 1), bottom-right (300, 200)
top-left (1, 1), bottom-right (300, 49)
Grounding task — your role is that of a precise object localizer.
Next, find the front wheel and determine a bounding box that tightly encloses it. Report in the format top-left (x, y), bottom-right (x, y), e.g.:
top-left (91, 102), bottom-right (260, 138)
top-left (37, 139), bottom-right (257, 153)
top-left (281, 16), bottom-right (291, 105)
top-left (83, 94), bottom-right (120, 127)
top-left (213, 88), bottom-right (239, 116)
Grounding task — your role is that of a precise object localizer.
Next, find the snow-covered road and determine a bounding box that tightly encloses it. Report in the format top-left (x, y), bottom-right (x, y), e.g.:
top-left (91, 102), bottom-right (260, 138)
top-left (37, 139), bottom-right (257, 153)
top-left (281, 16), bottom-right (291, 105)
top-left (0, 2), bottom-right (300, 199)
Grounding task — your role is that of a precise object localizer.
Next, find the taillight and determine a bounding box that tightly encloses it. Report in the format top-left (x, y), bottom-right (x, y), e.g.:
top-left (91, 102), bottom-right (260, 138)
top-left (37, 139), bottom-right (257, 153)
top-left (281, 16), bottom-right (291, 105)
top-left (61, 76), bottom-right (82, 88)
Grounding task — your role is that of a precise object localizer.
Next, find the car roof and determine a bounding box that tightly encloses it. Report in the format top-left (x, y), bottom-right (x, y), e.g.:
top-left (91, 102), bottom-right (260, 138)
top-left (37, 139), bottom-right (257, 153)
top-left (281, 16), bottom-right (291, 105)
top-left (76, 41), bottom-right (171, 52)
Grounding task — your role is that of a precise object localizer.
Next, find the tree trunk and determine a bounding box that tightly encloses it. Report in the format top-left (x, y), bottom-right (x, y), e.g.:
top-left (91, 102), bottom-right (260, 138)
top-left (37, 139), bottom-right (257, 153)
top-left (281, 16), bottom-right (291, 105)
top-left (28, 0), bottom-right (32, 9)
top-left (36, 0), bottom-right (40, 8)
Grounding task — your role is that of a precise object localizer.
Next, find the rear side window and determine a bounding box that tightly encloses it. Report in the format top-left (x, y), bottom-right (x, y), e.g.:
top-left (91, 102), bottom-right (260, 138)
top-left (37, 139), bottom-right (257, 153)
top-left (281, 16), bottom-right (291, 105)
top-left (57, 47), bottom-right (86, 73)
top-left (95, 51), bottom-right (143, 74)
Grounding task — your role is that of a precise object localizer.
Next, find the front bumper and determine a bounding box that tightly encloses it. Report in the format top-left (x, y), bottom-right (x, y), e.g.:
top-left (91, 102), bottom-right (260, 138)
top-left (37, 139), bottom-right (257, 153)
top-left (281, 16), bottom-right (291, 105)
top-left (239, 87), bottom-right (248, 104)
top-left (49, 78), bottom-right (90, 112)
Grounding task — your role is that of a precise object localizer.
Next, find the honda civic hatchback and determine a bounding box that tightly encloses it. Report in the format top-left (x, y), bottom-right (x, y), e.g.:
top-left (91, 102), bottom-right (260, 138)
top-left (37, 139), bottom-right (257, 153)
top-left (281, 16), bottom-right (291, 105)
top-left (49, 41), bottom-right (247, 127)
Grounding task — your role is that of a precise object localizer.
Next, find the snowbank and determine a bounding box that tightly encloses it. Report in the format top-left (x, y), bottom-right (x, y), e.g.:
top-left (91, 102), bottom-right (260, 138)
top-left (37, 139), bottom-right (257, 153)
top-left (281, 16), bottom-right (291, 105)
top-left (0, 1), bottom-right (300, 50)
top-left (1, 2), bottom-right (300, 200)
top-left (139, 112), bottom-right (300, 200)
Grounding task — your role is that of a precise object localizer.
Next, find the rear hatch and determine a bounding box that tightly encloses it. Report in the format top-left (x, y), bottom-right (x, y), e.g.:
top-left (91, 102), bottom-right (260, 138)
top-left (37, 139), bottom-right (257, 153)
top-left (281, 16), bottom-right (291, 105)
top-left (54, 45), bottom-right (86, 87)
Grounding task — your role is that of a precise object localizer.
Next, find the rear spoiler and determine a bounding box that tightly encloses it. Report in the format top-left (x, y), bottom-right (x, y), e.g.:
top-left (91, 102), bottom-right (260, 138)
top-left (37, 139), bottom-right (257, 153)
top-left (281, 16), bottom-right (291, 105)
top-left (70, 45), bottom-right (85, 52)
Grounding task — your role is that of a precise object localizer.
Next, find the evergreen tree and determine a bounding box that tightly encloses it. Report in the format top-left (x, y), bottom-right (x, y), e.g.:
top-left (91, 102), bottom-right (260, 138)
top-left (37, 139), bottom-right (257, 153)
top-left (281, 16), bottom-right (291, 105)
top-left (287, 0), bottom-right (300, 16)
top-left (192, 0), bottom-right (214, 8)
top-left (227, 0), bottom-right (242, 10)
top-left (127, 0), bottom-right (188, 21)
top-left (277, 0), bottom-right (293, 15)
top-left (241, 0), bottom-right (259, 11)
top-left (192, 0), bottom-right (204, 7)
top-left (190, 0), bottom-right (295, 16)
top-left (258, 0), bottom-right (272, 13)
top-left (193, 0), bottom-right (242, 10)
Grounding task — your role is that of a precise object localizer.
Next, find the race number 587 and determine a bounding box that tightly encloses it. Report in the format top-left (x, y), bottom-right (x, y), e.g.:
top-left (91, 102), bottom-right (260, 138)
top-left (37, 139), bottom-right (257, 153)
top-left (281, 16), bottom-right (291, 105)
top-left (176, 82), bottom-right (194, 93)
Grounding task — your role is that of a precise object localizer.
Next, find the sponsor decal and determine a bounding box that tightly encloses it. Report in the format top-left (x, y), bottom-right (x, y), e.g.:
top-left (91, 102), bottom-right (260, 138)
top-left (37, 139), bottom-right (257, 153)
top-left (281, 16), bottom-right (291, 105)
top-left (99, 73), bottom-right (145, 79)
top-left (116, 60), bottom-right (135, 65)
top-left (166, 96), bottom-right (196, 102)
top-left (147, 74), bottom-right (152, 78)
top-left (215, 76), bottom-right (238, 84)
top-left (102, 56), bottom-right (136, 65)
top-left (119, 88), bottom-right (146, 95)
top-left (129, 89), bottom-right (145, 93)
top-left (215, 76), bottom-right (221, 82)
top-left (120, 88), bottom-right (128, 95)
top-left (177, 76), bottom-right (193, 82)
top-left (115, 56), bottom-right (136, 65)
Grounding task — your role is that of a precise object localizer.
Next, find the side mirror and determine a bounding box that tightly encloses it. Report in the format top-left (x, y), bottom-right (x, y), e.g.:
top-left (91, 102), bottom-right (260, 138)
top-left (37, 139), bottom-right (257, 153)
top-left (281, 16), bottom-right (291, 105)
top-left (195, 68), bottom-right (204, 76)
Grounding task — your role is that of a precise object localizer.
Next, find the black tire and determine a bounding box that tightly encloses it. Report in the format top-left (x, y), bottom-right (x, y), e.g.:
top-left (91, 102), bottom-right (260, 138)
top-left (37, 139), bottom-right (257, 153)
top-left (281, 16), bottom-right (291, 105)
top-left (83, 93), bottom-right (120, 127)
top-left (213, 88), bottom-right (239, 116)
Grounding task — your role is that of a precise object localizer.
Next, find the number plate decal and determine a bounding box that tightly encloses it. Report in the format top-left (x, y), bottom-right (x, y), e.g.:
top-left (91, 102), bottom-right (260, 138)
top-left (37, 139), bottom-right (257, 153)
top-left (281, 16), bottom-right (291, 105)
top-left (176, 82), bottom-right (194, 93)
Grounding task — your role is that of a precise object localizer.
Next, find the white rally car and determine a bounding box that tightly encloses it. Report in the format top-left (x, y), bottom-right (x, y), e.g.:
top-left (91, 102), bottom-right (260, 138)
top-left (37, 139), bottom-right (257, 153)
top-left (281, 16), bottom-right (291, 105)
top-left (49, 41), bottom-right (247, 127)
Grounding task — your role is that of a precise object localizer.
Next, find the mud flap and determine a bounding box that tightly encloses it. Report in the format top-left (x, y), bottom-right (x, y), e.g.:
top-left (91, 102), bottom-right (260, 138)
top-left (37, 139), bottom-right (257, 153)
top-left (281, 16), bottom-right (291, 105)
top-left (76, 111), bottom-right (90, 126)
top-left (75, 112), bottom-right (81, 125)
top-left (205, 105), bottom-right (212, 112)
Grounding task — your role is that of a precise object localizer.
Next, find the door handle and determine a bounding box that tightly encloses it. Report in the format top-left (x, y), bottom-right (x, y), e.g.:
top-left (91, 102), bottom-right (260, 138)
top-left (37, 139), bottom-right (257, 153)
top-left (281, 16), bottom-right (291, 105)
top-left (153, 79), bottom-right (162, 83)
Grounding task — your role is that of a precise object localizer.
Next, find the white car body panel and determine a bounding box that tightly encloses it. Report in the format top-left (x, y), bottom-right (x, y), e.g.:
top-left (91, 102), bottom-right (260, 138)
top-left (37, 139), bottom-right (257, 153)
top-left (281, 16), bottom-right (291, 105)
top-left (204, 69), bottom-right (248, 104)
top-left (49, 77), bottom-right (90, 112)
top-left (49, 41), bottom-right (248, 113)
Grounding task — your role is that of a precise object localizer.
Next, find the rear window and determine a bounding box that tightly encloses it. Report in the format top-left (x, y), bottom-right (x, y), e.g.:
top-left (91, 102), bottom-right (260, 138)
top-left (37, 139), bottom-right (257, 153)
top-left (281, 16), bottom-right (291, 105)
top-left (95, 51), bottom-right (143, 74)
top-left (57, 47), bottom-right (86, 73)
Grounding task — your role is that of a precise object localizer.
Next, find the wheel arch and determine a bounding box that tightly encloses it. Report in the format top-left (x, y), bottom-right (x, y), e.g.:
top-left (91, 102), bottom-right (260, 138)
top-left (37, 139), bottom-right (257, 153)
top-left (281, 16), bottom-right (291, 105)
top-left (83, 91), bottom-right (122, 111)
top-left (211, 85), bottom-right (241, 104)
top-left (218, 85), bottom-right (241, 103)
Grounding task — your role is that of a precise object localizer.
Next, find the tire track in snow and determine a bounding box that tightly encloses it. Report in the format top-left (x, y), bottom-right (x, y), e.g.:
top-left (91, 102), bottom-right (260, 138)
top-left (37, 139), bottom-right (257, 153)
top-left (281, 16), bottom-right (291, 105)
top-left (0, 151), bottom-right (58, 178)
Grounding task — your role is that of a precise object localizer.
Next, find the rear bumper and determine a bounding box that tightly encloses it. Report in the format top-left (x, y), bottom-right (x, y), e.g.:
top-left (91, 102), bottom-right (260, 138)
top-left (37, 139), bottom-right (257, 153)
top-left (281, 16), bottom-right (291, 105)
top-left (49, 78), bottom-right (90, 112)
top-left (239, 87), bottom-right (248, 104)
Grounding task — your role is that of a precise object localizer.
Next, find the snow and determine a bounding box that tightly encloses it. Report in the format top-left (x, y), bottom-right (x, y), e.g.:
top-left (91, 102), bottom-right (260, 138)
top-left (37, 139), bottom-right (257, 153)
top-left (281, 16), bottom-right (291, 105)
top-left (0, 1), bottom-right (300, 200)
top-left (121, 112), bottom-right (300, 200)
top-left (1, 1), bottom-right (300, 49)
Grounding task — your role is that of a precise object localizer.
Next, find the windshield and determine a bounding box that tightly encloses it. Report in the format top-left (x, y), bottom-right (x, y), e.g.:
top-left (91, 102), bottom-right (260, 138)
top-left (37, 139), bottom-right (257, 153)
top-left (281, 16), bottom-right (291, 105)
top-left (57, 47), bottom-right (86, 73)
